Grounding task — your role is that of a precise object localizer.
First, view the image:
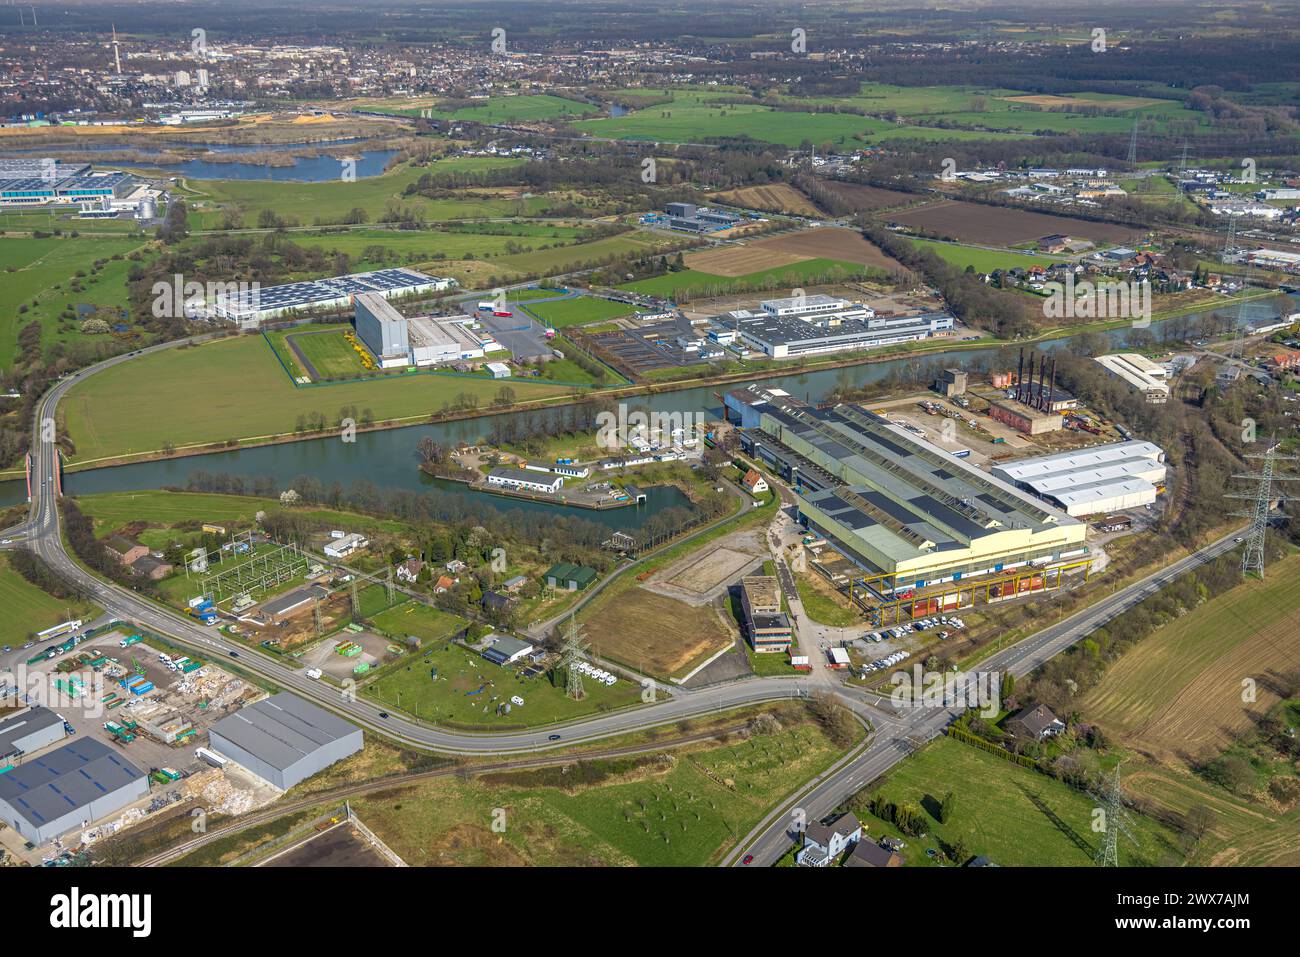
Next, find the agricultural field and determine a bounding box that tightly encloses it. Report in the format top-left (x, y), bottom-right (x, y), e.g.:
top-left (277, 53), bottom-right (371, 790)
top-left (362, 639), bottom-right (641, 728)
top-left (814, 181), bottom-right (920, 213)
top-left (1081, 554), bottom-right (1300, 766)
top-left (0, 553), bottom-right (100, 648)
top-left (520, 296), bottom-right (636, 329)
top-left (711, 184), bottom-right (821, 217)
top-left (885, 199), bottom-right (1144, 247)
top-left (286, 223), bottom-right (596, 271)
top-left (349, 714), bottom-right (849, 865)
top-left (909, 238), bottom-right (1065, 273)
top-left (497, 230), bottom-right (687, 277)
top-left (428, 94), bottom-right (600, 124)
top-left (619, 255), bottom-right (869, 299)
top-left (0, 234), bottom-right (150, 370)
top-left (58, 334), bottom-right (571, 463)
top-left (187, 162), bottom-right (551, 229)
top-left (574, 90), bottom-right (1027, 148)
top-left (860, 737), bottom-right (1183, 866)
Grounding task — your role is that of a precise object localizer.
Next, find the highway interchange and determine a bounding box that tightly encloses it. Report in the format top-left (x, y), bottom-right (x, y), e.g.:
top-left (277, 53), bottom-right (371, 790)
top-left (0, 344), bottom-right (1246, 866)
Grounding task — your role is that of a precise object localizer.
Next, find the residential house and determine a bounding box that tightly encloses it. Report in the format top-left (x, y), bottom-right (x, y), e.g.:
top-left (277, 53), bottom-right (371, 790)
top-left (741, 469), bottom-right (769, 495)
top-left (1037, 234), bottom-right (1072, 254)
top-left (844, 839), bottom-right (904, 868)
top-left (1007, 702), bottom-right (1066, 741)
top-left (395, 558), bottom-right (424, 584)
top-left (104, 536), bottom-right (148, 566)
top-left (445, 559), bottom-right (468, 574)
top-left (482, 590), bottom-right (519, 616)
top-left (797, 812), bottom-right (862, 867)
top-left (433, 575), bottom-right (456, 594)
top-left (500, 574), bottom-right (528, 593)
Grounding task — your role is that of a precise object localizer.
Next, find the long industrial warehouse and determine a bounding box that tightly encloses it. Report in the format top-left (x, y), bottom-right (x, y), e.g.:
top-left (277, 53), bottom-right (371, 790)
top-left (725, 385), bottom-right (1089, 597)
top-left (990, 440), bottom-right (1167, 516)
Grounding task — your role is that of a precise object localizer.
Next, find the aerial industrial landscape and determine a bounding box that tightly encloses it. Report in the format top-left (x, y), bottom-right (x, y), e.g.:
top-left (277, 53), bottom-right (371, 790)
top-left (0, 0), bottom-right (1295, 921)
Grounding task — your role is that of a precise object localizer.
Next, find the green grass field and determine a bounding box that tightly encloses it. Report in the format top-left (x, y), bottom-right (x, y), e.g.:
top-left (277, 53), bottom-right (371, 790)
top-left (349, 716), bottom-right (849, 865)
top-left (498, 230), bottom-right (685, 276)
top-left (59, 335), bottom-right (572, 463)
top-left (0, 234), bottom-right (149, 369)
top-left (290, 329), bottom-right (369, 379)
top-left (864, 737), bottom-right (1182, 866)
top-left (522, 296), bottom-right (636, 329)
top-left (363, 639), bottom-right (642, 729)
top-left (369, 601), bottom-right (467, 645)
top-left (420, 94), bottom-right (600, 124)
top-left (0, 553), bottom-right (100, 648)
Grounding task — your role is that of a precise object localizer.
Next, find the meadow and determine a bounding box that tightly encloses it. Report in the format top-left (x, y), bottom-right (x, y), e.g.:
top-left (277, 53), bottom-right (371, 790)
top-left (618, 256), bottom-right (867, 298)
top-left (349, 715), bottom-right (849, 866)
top-left (59, 334), bottom-right (571, 463)
top-left (0, 553), bottom-right (100, 647)
top-left (0, 234), bottom-right (149, 369)
top-left (521, 296), bottom-right (636, 328)
top-left (862, 737), bottom-right (1183, 866)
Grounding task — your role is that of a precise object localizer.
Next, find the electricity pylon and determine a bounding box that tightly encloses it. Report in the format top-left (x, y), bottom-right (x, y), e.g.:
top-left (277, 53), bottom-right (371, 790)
top-left (559, 614), bottom-right (589, 700)
top-left (1226, 438), bottom-right (1299, 578)
top-left (1091, 764), bottom-right (1138, 867)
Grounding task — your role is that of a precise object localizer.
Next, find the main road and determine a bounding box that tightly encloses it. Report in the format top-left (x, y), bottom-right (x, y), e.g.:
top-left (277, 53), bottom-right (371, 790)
top-left (1, 343), bottom-right (1244, 835)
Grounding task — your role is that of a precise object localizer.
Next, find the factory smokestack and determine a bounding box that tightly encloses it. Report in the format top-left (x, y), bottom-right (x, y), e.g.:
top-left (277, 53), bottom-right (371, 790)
top-left (1047, 358), bottom-right (1056, 413)
top-left (1016, 349), bottom-right (1025, 403)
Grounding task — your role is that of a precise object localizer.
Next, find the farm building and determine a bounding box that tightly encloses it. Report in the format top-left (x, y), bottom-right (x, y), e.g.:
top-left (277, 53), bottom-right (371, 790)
top-left (990, 441), bottom-right (1166, 517)
top-left (0, 738), bottom-right (148, 844)
top-left (725, 385), bottom-right (1088, 599)
top-left (544, 563), bottom-right (598, 591)
top-left (207, 693), bottom-right (363, 790)
top-left (0, 706), bottom-right (67, 762)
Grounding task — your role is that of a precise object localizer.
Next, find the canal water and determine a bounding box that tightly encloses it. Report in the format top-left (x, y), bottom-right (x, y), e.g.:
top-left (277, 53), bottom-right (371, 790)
top-left (2, 296), bottom-right (1293, 524)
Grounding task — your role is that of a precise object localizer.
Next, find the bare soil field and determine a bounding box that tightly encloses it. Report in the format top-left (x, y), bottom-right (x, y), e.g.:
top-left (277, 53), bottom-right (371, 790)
top-left (998, 94), bottom-right (1164, 111)
top-left (758, 226), bottom-right (901, 269)
top-left (712, 183), bottom-right (822, 217)
top-left (885, 199), bottom-right (1143, 246)
top-left (648, 539), bottom-right (765, 605)
top-left (684, 245), bottom-right (809, 277)
top-left (818, 181), bottom-right (919, 212)
top-left (583, 588), bottom-right (735, 676)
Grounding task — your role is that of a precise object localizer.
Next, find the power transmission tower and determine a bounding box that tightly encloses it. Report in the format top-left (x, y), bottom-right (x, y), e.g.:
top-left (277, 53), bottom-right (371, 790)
top-left (1091, 764), bottom-right (1138, 867)
top-left (1225, 259), bottom-right (1255, 367)
top-left (313, 596), bottom-right (323, 636)
top-left (1126, 118), bottom-right (1139, 167)
top-left (350, 576), bottom-right (360, 617)
top-left (385, 565), bottom-right (395, 605)
top-left (1177, 140), bottom-right (1190, 175)
top-left (559, 614), bottom-right (590, 700)
top-left (1226, 438), bottom-right (1299, 578)
top-left (1222, 216), bottom-right (1237, 261)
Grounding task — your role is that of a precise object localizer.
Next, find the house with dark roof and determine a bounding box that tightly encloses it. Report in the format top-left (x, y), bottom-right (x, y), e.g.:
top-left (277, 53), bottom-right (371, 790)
top-left (845, 839), bottom-right (905, 868)
top-left (1007, 702), bottom-right (1066, 741)
top-left (482, 590), bottom-right (519, 615)
top-left (104, 536), bottom-right (148, 566)
top-left (131, 554), bottom-right (174, 581)
top-left (797, 812), bottom-right (862, 866)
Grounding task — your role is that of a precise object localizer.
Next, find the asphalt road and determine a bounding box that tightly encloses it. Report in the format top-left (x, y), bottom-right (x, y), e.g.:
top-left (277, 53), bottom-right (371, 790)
top-left (2, 341), bottom-right (1246, 855)
top-left (724, 526), bottom-right (1247, 866)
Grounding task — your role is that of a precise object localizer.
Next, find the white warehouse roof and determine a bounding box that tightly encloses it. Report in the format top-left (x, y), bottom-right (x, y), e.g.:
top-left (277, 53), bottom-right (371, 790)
top-left (990, 440), bottom-right (1167, 517)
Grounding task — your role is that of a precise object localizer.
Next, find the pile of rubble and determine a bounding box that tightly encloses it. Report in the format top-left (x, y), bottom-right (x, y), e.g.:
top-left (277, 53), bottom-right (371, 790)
top-left (183, 768), bottom-right (257, 817)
